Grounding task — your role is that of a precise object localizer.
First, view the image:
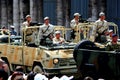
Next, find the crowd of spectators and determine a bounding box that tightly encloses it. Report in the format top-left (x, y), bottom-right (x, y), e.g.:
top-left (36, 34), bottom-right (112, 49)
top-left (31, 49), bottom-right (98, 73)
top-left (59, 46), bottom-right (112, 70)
top-left (0, 58), bottom-right (106, 80)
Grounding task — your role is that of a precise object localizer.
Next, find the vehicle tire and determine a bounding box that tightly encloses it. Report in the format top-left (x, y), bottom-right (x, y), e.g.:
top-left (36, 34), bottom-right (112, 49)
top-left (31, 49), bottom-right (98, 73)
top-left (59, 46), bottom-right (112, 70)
top-left (33, 65), bottom-right (43, 73)
top-left (73, 40), bottom-right (99, 62)
top-left (73, 40), bottom-right (99, 79)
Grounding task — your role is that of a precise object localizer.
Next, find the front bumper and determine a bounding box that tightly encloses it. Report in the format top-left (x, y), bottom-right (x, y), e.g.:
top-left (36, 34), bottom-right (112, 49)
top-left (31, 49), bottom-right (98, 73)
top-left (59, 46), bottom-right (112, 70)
top-left (43, 66), bottom-right (77, 76)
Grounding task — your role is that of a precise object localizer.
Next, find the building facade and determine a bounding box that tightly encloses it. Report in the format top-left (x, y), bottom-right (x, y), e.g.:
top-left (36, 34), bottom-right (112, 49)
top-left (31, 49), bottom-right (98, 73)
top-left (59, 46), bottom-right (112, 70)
top-left (0, 0), bottom-right (119, 35)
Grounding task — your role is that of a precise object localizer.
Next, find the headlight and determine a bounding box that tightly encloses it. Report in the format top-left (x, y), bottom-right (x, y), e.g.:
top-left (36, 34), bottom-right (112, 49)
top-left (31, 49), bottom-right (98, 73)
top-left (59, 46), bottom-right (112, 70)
top-left (53, 58), bottom-right (59, 64)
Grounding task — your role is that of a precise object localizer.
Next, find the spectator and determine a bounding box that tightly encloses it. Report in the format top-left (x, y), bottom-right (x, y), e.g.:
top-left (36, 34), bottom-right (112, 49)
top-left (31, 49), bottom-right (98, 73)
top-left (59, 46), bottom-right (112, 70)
top-left (11, 71), bottom-right (24, 80)
top-left (27, 72), bottom-right (37, 80)
top-left (0, 69), bottom-right (8, 80)
top-left (34, 73), bottom-right (48, 80)
top-left (84, 76), bottom-right (94, 80)
top-left (0, 59), bottom-right (9, 74)
top-left (15, 66), bottom-right (24, 73)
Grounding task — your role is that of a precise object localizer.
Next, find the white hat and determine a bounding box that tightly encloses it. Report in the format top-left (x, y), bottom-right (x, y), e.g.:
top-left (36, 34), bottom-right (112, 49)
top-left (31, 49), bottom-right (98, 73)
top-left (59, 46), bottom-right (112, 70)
top-left (10, 26), bottom-right (15, 28)
top-left (44, 17), bottom-right (49, 20)
top-left (55, 31), bottom-right (61, 34)
top-left (109, 30), bottom-right (113, 33)
top-left (50, 76), bottom-right (60, 80)
top-left (25, 15), bottom-right (31, 19)
top-left (74, 13), bottom-right (81, 16)
top-left (60, 75), bottom-right (74, 80)
top-left (34, 73), bottom-right (48, 80)
top-left (99, 12), bottom-right (105, 16)
top-left (98, 78), bottom-right (105, 80)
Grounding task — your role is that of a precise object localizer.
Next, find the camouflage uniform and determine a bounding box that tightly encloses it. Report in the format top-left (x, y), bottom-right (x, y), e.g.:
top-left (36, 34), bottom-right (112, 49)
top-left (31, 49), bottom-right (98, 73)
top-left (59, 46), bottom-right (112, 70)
top-left (92, 19), bottom-right (108, 42)
top-left (106, 42), bottom-right (120, 51)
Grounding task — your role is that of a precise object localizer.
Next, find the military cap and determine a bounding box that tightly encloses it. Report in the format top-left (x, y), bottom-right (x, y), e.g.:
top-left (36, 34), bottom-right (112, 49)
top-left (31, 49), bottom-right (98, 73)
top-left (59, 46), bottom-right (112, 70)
top-left (44, 17), bottom-right (49, 20)
top-left (99, 12), bottom-right (105, 16)
top-left (112, 34), bottom-right (117, 37)
top-left (109, 30), bottom-right (113, 33)
top-left (55, 31), bottom-right (61, 34)
top-left (10, 26), bottom-right (15, 28)
top-left (74, 13), bottom-right (81, 16)
top-left (25, 15), bottom-right (31, 19)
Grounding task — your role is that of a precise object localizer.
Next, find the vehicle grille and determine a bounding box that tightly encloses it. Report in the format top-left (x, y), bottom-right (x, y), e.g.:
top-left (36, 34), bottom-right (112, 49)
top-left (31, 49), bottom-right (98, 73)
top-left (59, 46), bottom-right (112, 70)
top-left (58, 58), bottom-right (76, 67)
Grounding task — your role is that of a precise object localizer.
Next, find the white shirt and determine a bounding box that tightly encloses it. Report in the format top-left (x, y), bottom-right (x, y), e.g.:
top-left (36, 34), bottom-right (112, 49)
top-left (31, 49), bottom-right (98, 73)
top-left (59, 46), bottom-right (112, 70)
top-left (70, 19), bottom-right (79, 29)
top-left (53, 37), bottom-right (65, 44)
top-left (38, 23), bottom-right (54, 43)
top-left (21, 21), bottom-right (31, 35)
top-left (21, 21), bottom-right (31, 29)
top-left (91, 19), bottom-right (108, 41)
top-left (93, 19), bottom-right (108, 34)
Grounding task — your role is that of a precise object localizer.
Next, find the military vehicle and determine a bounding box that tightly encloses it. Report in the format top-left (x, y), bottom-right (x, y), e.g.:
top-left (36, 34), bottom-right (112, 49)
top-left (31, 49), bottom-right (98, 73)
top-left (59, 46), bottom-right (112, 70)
top-left (0, 26), bottom-right (77, 77)
top-left (72, 22), bottom-right (119, 43)
top-left (0, 22), bottom-right (118, 78)
top-left (73, 22), bottom-right (120, 80)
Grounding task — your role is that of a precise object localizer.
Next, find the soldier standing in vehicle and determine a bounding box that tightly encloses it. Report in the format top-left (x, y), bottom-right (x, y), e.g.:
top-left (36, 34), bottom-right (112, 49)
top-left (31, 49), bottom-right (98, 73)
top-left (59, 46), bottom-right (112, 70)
top-left (22, 15), bottom-right (32, 29)
top-left (38, 17), bottom-right (54, 45)
top-left (21, 15), bottom-right (32, 44)
top-left (21, 15), bottom-right (32, 36)
top-left (53, 31), bottom-right (66, 44)
top-left (106, 34), bottom-right (120, 51)
top-left (70, 13), bottom-right (84, 41)
top-left (92, 12), bottom-right (109, 43)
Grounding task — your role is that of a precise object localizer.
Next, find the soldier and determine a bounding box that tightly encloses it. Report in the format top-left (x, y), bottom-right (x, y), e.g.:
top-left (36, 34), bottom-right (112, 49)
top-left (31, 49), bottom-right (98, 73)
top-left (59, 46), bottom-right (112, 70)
top-left (53, 31), bottom-right (66, 44)
top-left (107, 30), bottom-right (113, 41)
top-left (21, 15), bottom-right (32, 35)
top-left (22, 15), bottom-right (32, 29)
top-left (0, 26), bottom-right (9, 35)
top-left (10, 26), bottom-right (17, 36)
top-left (105, 34), bottom-right (120, 51)
top-left (92, 12), bottom-right (109, 43)
top-left (38, 17), bottom-right (54, 45)
top-left (70, 13), bottom-right (84, 41)
top-left (70, 13), bottom-right (80, 29)
top-left (20, 15), bottom-right (31, 43)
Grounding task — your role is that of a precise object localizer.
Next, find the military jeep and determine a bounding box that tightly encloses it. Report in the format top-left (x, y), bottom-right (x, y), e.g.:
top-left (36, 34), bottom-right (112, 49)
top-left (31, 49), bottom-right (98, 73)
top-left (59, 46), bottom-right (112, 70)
top-left (23, 26), bottom-right (77, 76)
top-left (0, 25), bottom-right (77, 76)
top-left (32, 43), bottom-right (77, 76)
